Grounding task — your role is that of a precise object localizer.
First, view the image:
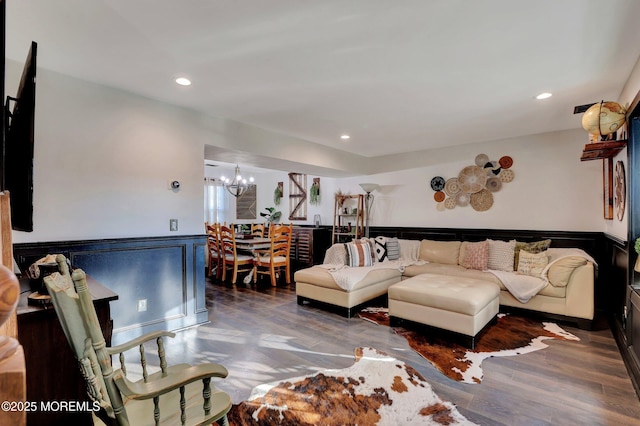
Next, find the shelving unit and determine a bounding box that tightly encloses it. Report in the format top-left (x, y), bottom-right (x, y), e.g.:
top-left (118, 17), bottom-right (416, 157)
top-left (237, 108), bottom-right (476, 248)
top-left (332, 194), bottom-right (364, 243)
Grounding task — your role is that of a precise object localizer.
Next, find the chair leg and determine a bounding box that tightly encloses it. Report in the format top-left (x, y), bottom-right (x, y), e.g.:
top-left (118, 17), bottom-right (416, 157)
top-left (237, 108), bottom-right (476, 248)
top-left (221, 260), bottom-right (227, 282)
top-left (253, 263), bottom-right (258, 284)
top-left (270, 264), bottom-right (276, 286)
top-left (285, 262), bottom-right (291, 284)
top-left (232, 264), bottom-right (238, 284)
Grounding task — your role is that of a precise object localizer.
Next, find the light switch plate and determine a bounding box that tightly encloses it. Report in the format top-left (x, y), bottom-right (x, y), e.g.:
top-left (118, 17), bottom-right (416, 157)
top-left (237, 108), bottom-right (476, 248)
top-left (170, 219), bottom-right (178, 231)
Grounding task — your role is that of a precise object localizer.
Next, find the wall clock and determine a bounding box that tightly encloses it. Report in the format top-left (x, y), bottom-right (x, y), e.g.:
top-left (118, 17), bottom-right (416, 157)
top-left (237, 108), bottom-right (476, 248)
top-left (614, 160), bottom-right (626, 221)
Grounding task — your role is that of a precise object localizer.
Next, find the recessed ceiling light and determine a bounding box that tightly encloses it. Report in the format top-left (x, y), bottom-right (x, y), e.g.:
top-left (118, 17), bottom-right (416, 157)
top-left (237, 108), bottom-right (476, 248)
top-left (536, 92), bottom-right (552, 100)
top-left (340, 134), bottom-right (350, 140)
top-left (175, 77), bottom-right (192, 86)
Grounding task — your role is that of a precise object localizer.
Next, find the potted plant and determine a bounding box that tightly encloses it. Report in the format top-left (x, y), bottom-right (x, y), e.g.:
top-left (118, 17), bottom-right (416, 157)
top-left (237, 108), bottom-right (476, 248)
top-left (260, 207), bottom-right (282, 224)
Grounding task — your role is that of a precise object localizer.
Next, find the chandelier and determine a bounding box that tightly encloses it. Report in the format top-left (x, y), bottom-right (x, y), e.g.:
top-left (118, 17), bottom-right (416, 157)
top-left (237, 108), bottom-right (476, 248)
top-left (221, 164), bottom-right (254, 197)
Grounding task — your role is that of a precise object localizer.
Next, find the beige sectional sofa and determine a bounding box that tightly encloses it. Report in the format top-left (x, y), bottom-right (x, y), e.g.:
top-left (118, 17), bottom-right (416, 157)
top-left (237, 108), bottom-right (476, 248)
top-left (294, 237), bottom-right (596, 329)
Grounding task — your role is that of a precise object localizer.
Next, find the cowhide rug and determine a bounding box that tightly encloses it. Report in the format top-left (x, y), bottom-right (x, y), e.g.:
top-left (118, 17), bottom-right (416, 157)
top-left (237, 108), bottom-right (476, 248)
top-left (358, 307), bottom-right (579, 384)
top-left (227, 347), bottom-right (476, 425)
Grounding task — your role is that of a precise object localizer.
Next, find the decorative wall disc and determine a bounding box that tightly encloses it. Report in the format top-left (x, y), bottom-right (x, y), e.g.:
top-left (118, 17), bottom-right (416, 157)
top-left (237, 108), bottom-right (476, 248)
top-left (499, 156), bottom-right (513, 169)
top-left (458, 166), bottom-right (487, 193)
top-left (475, 154), bottom-right (489, 167)
top-left (430, 176), bottom-right (445, 191)
top-left (436, 201), bottom-right (446, 211)
top-left (470, 189), bottom-right (493, 211)
top-left (498, 169), bottom-right (515, 182)
top-left (433, 191), bottom-right (446, 202)
top-left (456, 192), bottom-right (471, 207)
top-left (444, 178), bottom-right (460, 196)
top-left (614, 160), bottom-right (626, 221)
top-left (486, 177), bottom-right (502, 192)
top-left (444, 197), bottom-right (457, 209)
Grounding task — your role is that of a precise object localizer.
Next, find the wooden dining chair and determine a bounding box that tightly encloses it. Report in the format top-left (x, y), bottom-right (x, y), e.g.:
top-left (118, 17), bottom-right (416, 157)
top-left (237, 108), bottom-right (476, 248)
top-left (206, 223), bottom-right (222, 279)
top-left (219, 224), bottom-right (254, 285)
top-left (44, 254), bottom-right (231, 426)
top-left (253, 223), bottom-right (293, 287)
top-left (250, 222), bottom-right (265, 238)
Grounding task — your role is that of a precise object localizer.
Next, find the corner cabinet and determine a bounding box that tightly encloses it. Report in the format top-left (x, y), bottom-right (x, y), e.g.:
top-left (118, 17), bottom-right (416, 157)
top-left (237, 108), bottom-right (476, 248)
top-left (332, 194), bottom-right (364, 243)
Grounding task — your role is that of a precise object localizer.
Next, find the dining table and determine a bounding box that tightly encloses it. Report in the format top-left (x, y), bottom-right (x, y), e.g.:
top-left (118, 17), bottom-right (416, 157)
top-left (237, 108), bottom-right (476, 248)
top-left (232, 236), bottom-right (272, 283)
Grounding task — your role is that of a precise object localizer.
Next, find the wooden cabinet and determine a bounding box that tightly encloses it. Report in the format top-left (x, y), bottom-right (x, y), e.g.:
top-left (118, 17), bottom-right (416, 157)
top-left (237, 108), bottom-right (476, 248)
top-left (291, 227), bottom-right (331, 269)
top-left (17, 276), bottom-right (117, 426)
top-left (332, 194), bottom-right (364, 243)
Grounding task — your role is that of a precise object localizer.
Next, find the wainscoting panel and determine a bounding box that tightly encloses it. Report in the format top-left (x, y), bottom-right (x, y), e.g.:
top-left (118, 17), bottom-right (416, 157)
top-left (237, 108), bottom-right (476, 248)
top-left (13, 235), bottom-right (208, 345)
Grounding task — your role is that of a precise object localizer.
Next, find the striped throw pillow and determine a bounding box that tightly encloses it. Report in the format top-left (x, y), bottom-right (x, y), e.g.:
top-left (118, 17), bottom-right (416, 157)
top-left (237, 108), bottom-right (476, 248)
top-left (345, 242), bottom-right (374, 267)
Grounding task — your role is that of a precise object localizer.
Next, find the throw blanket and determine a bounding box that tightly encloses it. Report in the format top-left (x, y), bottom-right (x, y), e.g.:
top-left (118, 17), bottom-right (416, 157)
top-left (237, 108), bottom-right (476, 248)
top-left (318, 260), bottom-right (426, 292)
top-left (489, 248), bottom-right (597, 303)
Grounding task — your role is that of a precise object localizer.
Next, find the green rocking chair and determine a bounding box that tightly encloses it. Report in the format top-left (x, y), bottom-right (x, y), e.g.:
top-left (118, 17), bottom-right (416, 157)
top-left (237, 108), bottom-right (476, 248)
top-left (43, 254), bottom-right (231, 426)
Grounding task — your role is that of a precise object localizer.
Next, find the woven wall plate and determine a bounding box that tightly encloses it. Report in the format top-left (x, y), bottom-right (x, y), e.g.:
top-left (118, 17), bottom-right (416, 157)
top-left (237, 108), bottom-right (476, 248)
top-left (486, 177), bottom-right (502, 192)
top-left (444, 178), bottom-right (460, 196)
top-left (498, 169), bottom-right (515, 183)
top-left (458, 165), bottom-right (487, 193)
top-left (470, 189), bottom-right (494, 211)
top-left (433, 191), bottom-right (446, 202)
top-left (444, 197), bottom-right (457, 209)
top-left (499, 156), bottom-right (513, 169)
top-left (475, 153), bottom-right (489, 167)
top-left (436, 201), bottom-right (446, 211)
top-left (456, 192), bottom-right (471, 207)
top-left (430, 176), bottom-right (445, 191)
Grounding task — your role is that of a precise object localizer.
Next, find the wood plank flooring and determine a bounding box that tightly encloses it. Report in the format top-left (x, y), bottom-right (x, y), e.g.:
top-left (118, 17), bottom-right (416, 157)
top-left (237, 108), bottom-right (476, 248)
top-left (122, 279), bottom-right (640, 425)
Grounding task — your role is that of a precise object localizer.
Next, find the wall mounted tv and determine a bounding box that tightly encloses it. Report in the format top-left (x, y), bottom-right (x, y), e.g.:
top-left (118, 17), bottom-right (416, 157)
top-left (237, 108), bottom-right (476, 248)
top-left (2, 41), bottom-right (37, 232)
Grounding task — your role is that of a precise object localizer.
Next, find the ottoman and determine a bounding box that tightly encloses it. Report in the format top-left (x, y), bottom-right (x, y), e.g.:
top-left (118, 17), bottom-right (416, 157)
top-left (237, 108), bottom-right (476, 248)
top-left (388, 273), bottom-right (500, 349)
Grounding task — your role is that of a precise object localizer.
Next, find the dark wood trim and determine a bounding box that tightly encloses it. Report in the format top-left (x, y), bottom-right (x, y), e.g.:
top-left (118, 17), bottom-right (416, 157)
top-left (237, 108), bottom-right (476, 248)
top-left (13, 234), bottom-right (208, 344)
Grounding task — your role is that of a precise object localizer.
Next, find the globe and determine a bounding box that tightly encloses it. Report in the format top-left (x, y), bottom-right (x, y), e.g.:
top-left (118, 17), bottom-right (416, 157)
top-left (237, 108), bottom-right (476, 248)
top-left (581, 101), bottom-right (626, 136)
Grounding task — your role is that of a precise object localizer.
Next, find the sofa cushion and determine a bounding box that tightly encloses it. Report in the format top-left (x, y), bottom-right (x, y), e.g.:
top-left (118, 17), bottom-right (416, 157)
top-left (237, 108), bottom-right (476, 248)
top-left (461, 240), bottom-right (489, 271)
top-left (345, 242), bottom-right (374, 267)
top-left (402, 263), bottom-right (505, 289)
top-left (487, 239), bottom-right (516, 272)
top-left (419, 240), bottom-right (461, 265)
top-left (547, 256), bottom-right (587, 287)
top-left (517, 250), bottom-right (549, 277)
top-left (514, 239), bottom-right (551, 269)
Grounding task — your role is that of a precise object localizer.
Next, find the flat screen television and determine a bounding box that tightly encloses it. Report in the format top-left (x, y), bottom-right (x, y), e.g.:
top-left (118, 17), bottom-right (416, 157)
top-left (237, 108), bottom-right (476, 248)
top-left (2, 41), bottom-right (37, 231)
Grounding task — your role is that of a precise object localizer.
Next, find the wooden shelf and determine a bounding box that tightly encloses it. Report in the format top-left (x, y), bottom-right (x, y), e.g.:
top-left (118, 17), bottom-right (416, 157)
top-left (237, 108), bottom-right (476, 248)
top-left (332, 194), bottom-right (364, 244)
top-left (580, 140), bottom-right (627, 161)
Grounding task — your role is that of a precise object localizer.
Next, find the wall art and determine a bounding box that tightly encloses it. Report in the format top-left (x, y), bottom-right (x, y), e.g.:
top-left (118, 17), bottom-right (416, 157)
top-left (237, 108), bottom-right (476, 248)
top-left (430, 153), bottom-right (514, 212)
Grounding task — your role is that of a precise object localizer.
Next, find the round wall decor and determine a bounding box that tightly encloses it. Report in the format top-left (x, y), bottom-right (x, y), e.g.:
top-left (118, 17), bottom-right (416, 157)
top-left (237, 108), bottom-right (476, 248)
top-left (614, 160), bottom-right (626, 221)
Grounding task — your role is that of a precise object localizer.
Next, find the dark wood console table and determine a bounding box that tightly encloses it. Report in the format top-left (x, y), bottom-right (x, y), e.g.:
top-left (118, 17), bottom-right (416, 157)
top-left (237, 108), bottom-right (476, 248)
top-left (16, 275), bottom-right (118, 426)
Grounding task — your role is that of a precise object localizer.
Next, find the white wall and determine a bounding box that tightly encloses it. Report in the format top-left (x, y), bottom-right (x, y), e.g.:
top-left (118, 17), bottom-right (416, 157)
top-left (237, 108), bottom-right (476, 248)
top-left (6, 59), bottom-right (612, 243)
top-left (325, 130), bottom-right (603, 232)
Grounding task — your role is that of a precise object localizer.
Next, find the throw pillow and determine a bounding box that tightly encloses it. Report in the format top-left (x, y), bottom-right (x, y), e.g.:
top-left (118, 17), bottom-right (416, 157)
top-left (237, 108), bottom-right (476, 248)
top-left (386, 237), bottom-right (400, 260)
top-left (461, 240), bottom-right (489, 271)
top-left (358, 237), bottom-right (377, 263)
top-left (514, 239), bottom-right (551, 270)
top-left (517, 250), bottom-right (549, 277)
top-left (345, 242), bottom-right (374, 267)
top-left (374, 236), bottom-right (389, 262)
top-left (487, 239), bottom-right (516, 272)
top-left (547, 256), bottom-right (587, 287)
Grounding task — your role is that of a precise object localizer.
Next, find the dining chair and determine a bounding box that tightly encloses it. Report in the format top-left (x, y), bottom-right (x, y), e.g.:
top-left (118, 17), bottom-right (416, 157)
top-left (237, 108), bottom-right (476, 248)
top-left (43, 254), bottom-right (231, 426)
top-left (250, 222), bottom-right (265, 238)
top-left (253, 223), bottom-right (293, 287)
top-left (219, 224), bottom-right (254, 285)
top-left (206, 223), bottom-right (222, 279)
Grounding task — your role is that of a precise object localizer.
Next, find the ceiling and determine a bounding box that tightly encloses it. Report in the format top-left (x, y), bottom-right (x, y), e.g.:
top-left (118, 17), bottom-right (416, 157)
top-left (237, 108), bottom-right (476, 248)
top-left (5, 0), bottom-right (640, 165)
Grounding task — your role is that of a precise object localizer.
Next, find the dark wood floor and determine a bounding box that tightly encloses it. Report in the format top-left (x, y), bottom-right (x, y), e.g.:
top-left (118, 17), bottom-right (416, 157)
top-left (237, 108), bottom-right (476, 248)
top-left (123, 278), bottom-right (640, 425)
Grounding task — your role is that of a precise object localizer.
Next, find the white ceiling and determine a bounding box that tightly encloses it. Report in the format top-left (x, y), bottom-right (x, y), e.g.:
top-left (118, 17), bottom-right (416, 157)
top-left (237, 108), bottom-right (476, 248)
top-left (5, 0), bottom-right (640, 163)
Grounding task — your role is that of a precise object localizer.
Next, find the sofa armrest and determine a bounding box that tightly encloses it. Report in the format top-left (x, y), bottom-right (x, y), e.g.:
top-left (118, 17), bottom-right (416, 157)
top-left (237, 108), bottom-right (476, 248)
top-left (564, 262), bottom-right (594, 320)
